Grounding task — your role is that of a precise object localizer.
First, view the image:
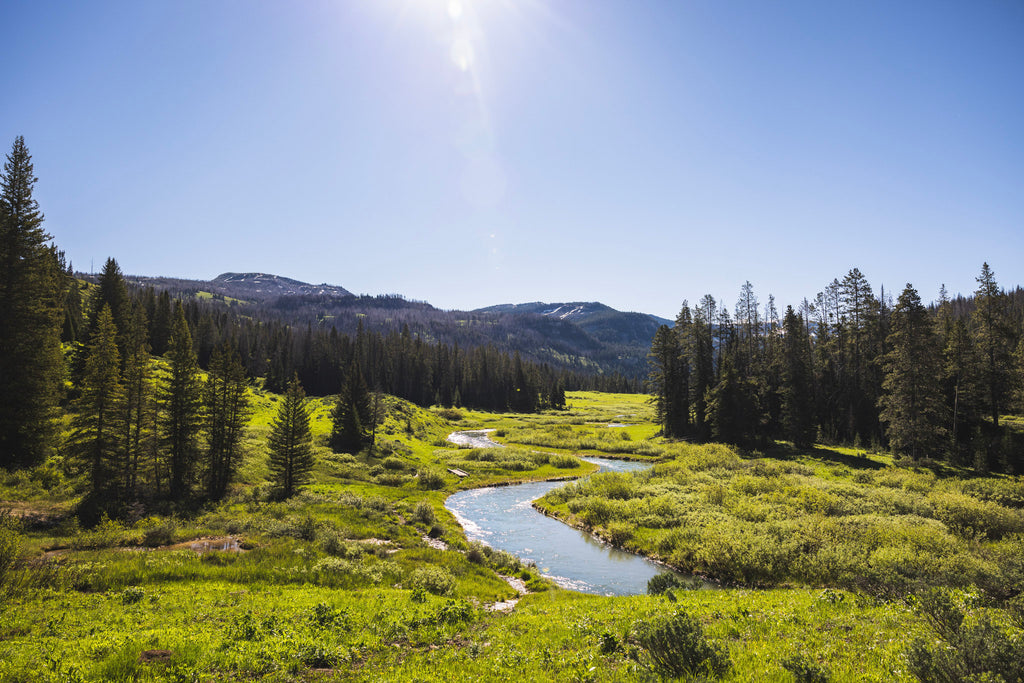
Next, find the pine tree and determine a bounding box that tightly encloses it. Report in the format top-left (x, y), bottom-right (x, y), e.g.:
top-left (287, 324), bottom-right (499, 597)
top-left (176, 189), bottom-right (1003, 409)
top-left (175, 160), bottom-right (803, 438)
top-left (62, 273), bottom-right (83, 343)
top-left (780, 306), bottom-right (816, 448)
top-left (204, 341), bottom-right (251, 500)
top-left (0, 136), bottom-right (65, 468)
top-left (69, 306), bottom-right (124, 504)
top-left (329, 361), bottom-right (370, 453)
top-left (268, 374), bottom-right (313, 498)
top-left (150, 290), bottom-right (172, 355)
top-left (879, 284), bottom-right (948, 460)
top-left (121, 301), bottom-right (154, 499)
top-left (943, 318), bottom-right (982, 460)
top-left (648, 325), bottom-right (686, 437)
top-left (161, 306), bottom-right (203, 500)
top-left (1014, 337), bottom-right (1024, 414)
top-left (708, 353), bottom-right (758, 446)
top-left (972, 263), bottom-right (1013, 428)
top-left (735, 281), bottom-right (760, 374)
top-left (85, 258), bottom-right (129, 350)
top-left (690, 296), bottom-right (716, 440)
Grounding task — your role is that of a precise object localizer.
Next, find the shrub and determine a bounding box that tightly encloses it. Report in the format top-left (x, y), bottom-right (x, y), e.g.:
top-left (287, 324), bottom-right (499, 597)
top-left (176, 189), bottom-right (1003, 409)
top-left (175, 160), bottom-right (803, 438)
top-left (418, 469), bottom-right (446, 490)
top-left (411, 501), bottom-right (436, 526)
top-left (906, 588), bottom-right (1024, 683)
top-left (465, 541), bottom-right (487, 565)
top-left (373, 473), bottom-right (411, 487)
top-left (605, 521), bottom-right (633, 546)
top-left (647, 572), bottom-right (697, 595)
top-left (436, 408), bottom-right (463, 421)
top-left (306, 602), bottom-right (351, 630)
top-left (140, 519), bottom-right (177, 547)
top-left (551, 454), bottom-right (580, 469)
top-left (120, 586), bottom-right (145, 604)
top-left (932, 493), bottom-right (1024, 540)
top-left (0, 512), bottom-right (21, 596)
top-left (320, 532), bottom-right (363, 559)
top-left (634, 609), bottom-right (731, 680)
top-left (70, 514), bottom-right (126, 550)
top-left (782, 654), bottom-right (831, 683)
top-left (295, 515), bottom-right (318, 541)
top-left (409, 566), bottom-right (456, 596)
top-left (382, 457), bottom-right (406, 471)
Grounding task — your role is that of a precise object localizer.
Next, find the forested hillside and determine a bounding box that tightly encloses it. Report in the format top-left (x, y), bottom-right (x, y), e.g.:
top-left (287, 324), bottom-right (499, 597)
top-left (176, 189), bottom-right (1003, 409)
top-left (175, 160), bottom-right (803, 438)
top-left (113, 273), bottom-right (654, 382)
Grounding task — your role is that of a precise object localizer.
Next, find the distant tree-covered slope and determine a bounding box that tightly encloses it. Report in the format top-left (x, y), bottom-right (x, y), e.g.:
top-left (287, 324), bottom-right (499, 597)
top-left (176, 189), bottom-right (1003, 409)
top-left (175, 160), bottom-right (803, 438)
top-left (96, 273), bottom-right (664, 380)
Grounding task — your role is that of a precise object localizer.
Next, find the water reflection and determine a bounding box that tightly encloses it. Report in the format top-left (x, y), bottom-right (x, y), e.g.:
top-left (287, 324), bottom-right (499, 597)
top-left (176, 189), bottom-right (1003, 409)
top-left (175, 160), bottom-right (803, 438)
top-left (445, 457), bottom-right (673, 596)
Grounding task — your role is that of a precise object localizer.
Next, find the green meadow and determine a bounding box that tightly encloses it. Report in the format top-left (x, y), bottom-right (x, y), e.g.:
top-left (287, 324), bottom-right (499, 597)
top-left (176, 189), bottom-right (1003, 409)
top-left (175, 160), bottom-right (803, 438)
top-left (1, 391), bottom-right (1022, 681)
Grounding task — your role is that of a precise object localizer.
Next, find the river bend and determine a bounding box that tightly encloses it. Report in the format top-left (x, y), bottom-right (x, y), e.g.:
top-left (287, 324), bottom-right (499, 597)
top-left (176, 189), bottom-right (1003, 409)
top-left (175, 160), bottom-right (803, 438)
top-left (445, 454), bottom-right (668, 596)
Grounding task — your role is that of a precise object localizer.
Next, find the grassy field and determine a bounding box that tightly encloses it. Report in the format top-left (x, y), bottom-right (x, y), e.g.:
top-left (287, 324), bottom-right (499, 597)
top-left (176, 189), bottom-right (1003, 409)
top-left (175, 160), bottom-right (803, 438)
top-left (1, 391), bottom-right (1021, 681)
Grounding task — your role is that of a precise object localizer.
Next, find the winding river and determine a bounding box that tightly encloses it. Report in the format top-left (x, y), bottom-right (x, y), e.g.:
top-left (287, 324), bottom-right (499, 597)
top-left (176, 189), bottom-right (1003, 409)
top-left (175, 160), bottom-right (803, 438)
top-left (445, 443), bottom-right (672, 596)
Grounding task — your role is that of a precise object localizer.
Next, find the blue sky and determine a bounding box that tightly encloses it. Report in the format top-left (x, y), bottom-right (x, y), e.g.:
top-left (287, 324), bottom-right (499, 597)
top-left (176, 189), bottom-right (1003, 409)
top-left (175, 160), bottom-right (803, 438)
top-left (3, 1), bottom-right (1022, 318)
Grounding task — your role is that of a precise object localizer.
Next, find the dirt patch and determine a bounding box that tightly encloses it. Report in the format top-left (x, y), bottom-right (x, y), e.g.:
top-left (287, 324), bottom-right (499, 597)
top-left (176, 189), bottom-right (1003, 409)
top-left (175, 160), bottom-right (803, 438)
top-left (485, 574), bottom-right (528, 613)
top-left (421, 535), bottom-right (448, 551)
top-left (165, 536), bottom-right (246, 553)
top-left (139, 650), bottom-right (173, 664)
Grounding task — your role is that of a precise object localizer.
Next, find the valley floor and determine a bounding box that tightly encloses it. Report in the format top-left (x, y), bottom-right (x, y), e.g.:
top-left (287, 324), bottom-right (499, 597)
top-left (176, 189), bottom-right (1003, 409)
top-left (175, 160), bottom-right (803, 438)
top-left (0, 392), bottom-right (1021, 681)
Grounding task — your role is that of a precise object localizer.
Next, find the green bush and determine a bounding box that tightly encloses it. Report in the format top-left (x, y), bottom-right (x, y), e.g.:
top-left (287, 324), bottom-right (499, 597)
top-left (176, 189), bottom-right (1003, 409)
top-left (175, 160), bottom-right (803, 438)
top-left (411, 501), bottom-right (436, 526)
top-left (418, 469), bottom-right (446, 490)
top-left (605, 521), bottom-right (633, 546)
top-left (647, 572), bottom-right (698, 595)
top-left (465, 541), bottom-right (487, 565)
top-left (409, 566), bottom-right (455, 596)
top-left (306, 602), bottom-right (351, 630)
top-left (781, 654), bottom-right (831, 683)
top-left (550, 454), bottom-right (580, 469)
top-left (373, 473), bottom-right (411, 487)
top-left (0, 510), bottom-right (22, 596)
top-left (906, 588), bottom-right (1024, 683)
top-left (140, 519), bottom-right (177, 547)
top-left (634, 609), bottom-right (731, 680)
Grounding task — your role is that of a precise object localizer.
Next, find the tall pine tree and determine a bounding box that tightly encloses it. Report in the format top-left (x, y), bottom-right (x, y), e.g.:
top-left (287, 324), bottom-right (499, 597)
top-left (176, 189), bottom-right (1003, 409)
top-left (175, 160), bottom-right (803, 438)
top-left (330, 361), bottom-right (370, 453)
top-left (269, 374), bottom-right (313, 498)
top-left (0, 136), bottom-right (65, 468)
top-left (161, 306), bottom-right (203, 500)
top-left (879, 284), bottom-right (947, 460)
top-left (204, 341), bottom-right (251, 500)
top-left (647, 325), bottom-right (687, 437)
top-left (69, 306), bottom-right (124, 509)
top-left (780, 306), bottom-right (816, 448)
top-left (121, 301), bottom-right (155, 499)
top-left (972, 263), bottom-right (1013, 428)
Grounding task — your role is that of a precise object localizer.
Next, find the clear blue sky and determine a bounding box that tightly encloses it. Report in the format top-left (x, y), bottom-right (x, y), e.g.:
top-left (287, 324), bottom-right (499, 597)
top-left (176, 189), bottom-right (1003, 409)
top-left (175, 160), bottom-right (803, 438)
top-left (4, 1), bottom-right (1022, 318)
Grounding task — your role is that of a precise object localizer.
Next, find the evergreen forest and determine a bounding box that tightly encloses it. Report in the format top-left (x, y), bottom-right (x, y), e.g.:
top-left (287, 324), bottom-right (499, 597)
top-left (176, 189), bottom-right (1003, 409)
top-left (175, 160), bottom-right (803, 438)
top-left (647, 275), bottom-right (1024, 474)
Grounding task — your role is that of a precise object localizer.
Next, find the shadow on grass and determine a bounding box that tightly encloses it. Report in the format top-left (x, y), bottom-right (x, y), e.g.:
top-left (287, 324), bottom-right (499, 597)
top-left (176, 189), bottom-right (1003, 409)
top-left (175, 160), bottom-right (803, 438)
top-left (758, 443), bottom-right (887, 470)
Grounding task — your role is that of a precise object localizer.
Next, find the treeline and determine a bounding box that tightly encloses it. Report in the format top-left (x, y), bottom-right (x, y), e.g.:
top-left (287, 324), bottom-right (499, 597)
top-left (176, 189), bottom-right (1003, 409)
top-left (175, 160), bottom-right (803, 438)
top-left (649, 268), bottom-right (1024, 472)
top-left (100, 286), bottom-right (573, 413)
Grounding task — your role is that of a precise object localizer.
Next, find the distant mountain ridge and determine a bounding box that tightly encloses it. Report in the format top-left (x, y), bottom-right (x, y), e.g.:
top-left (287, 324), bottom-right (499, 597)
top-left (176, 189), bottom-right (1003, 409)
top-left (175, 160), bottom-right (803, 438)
top-left (211, 272), bottom-right (353, 299)
top-left (102, 271), bottom-right (665, 380)
top-left (476, 301), bottom-right (673, 347)
top-left (113, 272), bottom-right (354, 302)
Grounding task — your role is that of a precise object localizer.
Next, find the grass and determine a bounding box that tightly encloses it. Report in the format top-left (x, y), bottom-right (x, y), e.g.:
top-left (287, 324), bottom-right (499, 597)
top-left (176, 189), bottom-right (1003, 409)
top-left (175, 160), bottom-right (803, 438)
top-left (0, 390), bottom-right (1021, 681)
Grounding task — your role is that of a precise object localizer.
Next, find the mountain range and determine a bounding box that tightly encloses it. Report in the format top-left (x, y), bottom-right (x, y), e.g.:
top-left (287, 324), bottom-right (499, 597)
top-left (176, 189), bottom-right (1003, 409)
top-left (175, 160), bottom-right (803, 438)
top-left (112, 272), bottom-right (668, 380)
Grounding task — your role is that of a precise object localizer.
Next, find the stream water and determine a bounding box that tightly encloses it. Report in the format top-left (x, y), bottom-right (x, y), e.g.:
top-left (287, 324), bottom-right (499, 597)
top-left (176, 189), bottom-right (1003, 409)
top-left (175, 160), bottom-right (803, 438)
top-left (445, 456), bottom-right (672, 596)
